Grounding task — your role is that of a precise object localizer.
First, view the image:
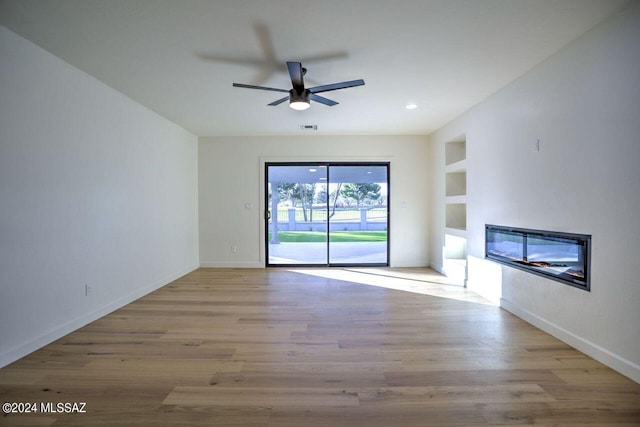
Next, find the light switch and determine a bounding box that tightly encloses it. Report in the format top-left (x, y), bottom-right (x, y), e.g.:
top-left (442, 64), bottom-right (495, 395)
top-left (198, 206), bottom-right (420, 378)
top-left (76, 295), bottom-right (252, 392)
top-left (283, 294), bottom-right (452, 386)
top-left (532, 138), bottom-right (540, 152)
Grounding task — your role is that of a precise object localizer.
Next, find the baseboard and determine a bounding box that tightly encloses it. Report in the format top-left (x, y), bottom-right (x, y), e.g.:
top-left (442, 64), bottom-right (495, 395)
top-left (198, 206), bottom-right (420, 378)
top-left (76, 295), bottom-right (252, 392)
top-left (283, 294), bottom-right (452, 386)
top-left (0, 263), bottom-right (199, 369)
top-left (465, 278), bottom-right (500, 305)
top-left (501, 298), bottom-right (640, 384)
top-left (199, 261), bottom-right (264, 268)
top-left (430, 262), bottom-right (445, 275)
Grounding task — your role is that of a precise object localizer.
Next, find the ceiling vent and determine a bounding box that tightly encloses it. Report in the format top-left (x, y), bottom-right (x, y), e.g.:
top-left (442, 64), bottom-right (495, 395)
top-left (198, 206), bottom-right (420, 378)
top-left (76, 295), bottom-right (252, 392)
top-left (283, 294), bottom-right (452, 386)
top-left (299, 125), bottom-right (318, 131)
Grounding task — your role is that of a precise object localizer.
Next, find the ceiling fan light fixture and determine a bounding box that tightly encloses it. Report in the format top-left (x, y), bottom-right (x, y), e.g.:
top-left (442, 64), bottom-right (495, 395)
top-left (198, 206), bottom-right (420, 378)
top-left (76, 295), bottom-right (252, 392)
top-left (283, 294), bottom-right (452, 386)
top-left (290, 100), bottom-right (310, 110)
top-left (289, 90), bottom-right (311, 110)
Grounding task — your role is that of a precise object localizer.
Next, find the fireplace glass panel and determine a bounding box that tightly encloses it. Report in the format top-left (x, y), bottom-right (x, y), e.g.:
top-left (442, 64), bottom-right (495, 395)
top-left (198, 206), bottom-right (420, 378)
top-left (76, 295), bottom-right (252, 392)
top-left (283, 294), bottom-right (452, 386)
top-left (526, 235), bottom-right (585, 281)
top-left (486, 229), bottom-right (524, 261)
top-left (485, 225), bottom-right (591, 291)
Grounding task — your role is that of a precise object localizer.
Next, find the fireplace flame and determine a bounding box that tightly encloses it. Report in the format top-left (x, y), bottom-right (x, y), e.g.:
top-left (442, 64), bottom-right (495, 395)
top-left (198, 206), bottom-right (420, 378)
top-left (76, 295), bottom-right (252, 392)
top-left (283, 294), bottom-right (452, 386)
top-left (488, 250), bottom-right (584, 279)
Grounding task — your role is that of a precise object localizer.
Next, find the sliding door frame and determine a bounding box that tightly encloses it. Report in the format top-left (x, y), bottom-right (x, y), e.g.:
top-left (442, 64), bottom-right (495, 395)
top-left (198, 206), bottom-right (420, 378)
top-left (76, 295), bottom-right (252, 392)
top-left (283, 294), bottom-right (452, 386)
top-left (265, 161), bottom-right (390, 268)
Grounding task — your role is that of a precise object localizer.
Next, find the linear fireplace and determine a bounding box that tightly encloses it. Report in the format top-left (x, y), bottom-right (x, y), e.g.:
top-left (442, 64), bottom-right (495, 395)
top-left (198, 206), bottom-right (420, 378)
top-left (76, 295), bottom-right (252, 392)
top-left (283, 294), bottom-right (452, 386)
top-left (485, 225), bottom-right (591, 291)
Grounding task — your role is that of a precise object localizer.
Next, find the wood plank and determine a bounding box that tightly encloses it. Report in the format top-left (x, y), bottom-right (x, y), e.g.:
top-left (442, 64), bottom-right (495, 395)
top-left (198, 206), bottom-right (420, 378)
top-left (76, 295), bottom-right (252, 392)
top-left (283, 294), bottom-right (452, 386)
top-left (268, 405), bottom-right (488, 427)
top-left (162, 386), bottom-right (360, 407)
top-left (384, 369), bottom-right (567, 387)
top-left (208, 371), bottom-right (388, 388)
top-left (357, 384), bottom-right (556, 405)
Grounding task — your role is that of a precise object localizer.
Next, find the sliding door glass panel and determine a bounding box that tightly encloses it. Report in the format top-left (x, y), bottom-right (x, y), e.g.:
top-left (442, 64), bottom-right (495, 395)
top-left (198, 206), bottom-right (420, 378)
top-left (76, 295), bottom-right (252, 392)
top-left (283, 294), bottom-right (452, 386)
top-left (266, 164), bottom-right (328, 265)
top-left (328, 165), bottom-right (388, 265)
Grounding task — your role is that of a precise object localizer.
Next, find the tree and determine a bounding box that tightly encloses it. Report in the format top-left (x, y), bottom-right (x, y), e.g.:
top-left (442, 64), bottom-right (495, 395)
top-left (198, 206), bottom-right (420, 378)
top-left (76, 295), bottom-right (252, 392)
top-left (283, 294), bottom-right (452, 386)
top-left (277, 183), bottom-right (297, 204)
top-left (341, 183), bottom-right (381, 208)
top-left (296, 183), bottom-right (316, 221)
top-left (329, 183), bottom-right (343, 218)
top-left (277, 182), bottom-right (316, 221)
top-left (318, 183), bottom-right (343, 218)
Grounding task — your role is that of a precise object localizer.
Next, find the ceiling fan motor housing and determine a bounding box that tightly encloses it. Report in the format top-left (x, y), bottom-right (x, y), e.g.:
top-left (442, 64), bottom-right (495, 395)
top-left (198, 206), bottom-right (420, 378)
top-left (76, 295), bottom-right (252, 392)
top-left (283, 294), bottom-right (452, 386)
top-left (290, 89), bottom-right (310, 104)
top-left (289, 89), bottom-right (310, 110)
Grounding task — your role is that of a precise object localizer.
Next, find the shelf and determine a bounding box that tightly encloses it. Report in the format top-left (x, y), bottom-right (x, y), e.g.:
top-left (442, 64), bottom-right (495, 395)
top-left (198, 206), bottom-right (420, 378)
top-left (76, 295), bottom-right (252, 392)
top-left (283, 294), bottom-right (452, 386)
top-left (445, 203), bottom-right (466, 231)
top-left (445, 195), bottom-right (467, 204)
top-left (445, 170), bottom-right (466, 197)
top-left (445, 139), bottom-right (466, 166)
top-left (445, 159), bottom-right (467, 173)
top-left (445, 227), bottom-right (467, 238)
top-left (444, 233), bottom-right (467, 285)
top-left (444, 233), bottom-right (467, 258)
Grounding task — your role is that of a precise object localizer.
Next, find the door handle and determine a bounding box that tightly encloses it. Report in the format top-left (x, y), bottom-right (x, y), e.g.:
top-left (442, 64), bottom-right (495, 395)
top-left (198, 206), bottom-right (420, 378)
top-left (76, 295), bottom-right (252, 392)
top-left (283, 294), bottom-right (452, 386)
top-left (265, 211), bottom-right (272, 220)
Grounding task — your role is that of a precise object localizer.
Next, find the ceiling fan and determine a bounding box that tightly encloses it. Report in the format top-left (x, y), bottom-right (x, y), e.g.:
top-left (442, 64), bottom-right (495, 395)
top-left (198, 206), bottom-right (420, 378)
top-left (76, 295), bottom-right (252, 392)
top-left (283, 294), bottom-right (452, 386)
top-left (199, 23), bottom-right (347, 86)
top-left (232, 61), bottom-right (365, 110)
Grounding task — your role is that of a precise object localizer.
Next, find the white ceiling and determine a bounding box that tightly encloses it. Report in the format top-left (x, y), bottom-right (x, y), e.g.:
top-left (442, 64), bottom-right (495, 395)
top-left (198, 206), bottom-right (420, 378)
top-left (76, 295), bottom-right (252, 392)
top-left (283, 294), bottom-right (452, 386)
top-left (0, 0), bottom-right (631, 137)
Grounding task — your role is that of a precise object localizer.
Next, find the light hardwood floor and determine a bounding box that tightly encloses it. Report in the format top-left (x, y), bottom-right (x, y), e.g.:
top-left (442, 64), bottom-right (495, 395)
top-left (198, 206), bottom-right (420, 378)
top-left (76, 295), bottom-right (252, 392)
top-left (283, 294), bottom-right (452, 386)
top-left (1, 268), bottom-right (638, 426)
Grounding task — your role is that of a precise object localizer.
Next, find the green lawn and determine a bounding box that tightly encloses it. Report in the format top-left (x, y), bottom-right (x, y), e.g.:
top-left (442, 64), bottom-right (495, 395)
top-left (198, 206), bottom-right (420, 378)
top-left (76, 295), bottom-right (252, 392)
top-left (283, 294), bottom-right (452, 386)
top-left (269, 231), bottom-right (387, 243)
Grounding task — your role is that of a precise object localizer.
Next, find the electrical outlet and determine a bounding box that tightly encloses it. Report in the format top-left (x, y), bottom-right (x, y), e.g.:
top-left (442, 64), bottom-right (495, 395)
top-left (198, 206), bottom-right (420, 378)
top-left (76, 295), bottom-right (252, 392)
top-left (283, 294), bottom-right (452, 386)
top-left (85, 284), bottom-right (93, 296)
top-left (231, 245), bottom-right (238, 253)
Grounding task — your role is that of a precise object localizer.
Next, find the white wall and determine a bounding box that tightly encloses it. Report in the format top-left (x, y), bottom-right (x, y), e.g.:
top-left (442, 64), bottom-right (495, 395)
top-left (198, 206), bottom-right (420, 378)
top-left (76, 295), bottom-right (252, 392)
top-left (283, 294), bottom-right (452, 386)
top-left (199, 135), bottom-right (429, 268)
top-left (429, 4), bottom-right (640, 382)
top-left (0, 26), bottom-right (199, 367)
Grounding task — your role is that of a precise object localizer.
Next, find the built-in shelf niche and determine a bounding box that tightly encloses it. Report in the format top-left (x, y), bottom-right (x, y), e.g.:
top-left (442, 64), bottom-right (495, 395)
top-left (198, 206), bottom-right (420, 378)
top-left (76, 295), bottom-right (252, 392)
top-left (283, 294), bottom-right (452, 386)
top-left (444, 135), bottom-right (467, 234)
top-left (444, 233), bottom-right (468, 283)
top-left (445, 233), bottom-right (467, 260)
top-left (443, 135), bottom-right (468, 285)
top-left (445, 171), bottom-right (466, 197)
top-left (445, 139), bottom-right (466, 167)
top-left (445, 203), bottom-right (467, 231)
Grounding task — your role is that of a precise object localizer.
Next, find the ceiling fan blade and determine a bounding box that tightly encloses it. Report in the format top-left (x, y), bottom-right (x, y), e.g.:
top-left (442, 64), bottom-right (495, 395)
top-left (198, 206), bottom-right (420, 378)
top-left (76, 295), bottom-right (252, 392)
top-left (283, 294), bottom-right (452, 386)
top-left (254, 23), bottom-right (277, 62)
top-left (232, 83), bottom-right (289, 93)
top-left (197, 53), bottom-right (265, 66)
top-left (300, 51), bottom-right (349, 63)
top-left (309, 79), bottom-right (365, 94)
top-left (268, 96), bottom-right (289, 106)
top-left (287, 61), bottom-right (305, 92)
top-left (309, 93), bottom-right (338, 106)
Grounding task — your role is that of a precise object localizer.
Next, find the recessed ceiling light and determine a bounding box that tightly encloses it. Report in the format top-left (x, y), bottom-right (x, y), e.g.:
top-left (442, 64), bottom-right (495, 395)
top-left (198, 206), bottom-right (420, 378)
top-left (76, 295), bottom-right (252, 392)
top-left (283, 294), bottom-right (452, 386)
top-left (405, 103), bottom-right (418, 110)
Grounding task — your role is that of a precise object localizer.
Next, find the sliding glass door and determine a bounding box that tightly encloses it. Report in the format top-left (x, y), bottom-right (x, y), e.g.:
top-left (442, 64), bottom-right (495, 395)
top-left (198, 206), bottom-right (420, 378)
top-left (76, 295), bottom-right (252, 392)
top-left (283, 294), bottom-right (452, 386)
top-left (266, 164), bottom-right (329, 265)
top-left (328, 164), bottom-right (388, 265)
top-left (266, 162), bottom-right (389, 267)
